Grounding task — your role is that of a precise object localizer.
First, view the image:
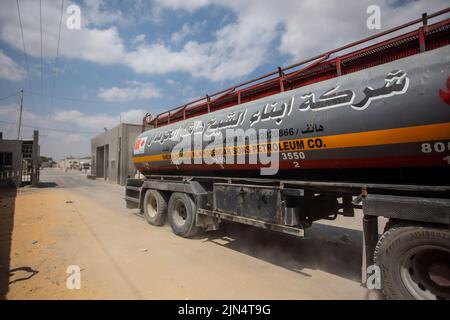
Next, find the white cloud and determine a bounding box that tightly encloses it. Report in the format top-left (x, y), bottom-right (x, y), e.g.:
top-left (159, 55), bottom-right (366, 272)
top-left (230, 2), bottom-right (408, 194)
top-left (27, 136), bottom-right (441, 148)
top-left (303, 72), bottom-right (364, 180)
top-left (0, 106), bottom-right (91, 159)
top-left (156, 0), bottom-right (211, 12)
top-left (170, 21), bottom-right (204, 44)
top-left (171, 23), bottom-right (192, 44)
top-left (64, 133), bottom-right (89, 144)
top-left (52, 107), bottom-right (148, 129)
top-left (52, 109), bottom-right (115, 130)
top-left (125, 42), bottom-right (208, 75)
top-left (0, 0), bottom-right (446, 84)
top-left (274, 0), bottom-right (450, 60)
top-left (0, 1), bottom-right (125, 65)
top-left (0, 104), bottom-right (147, 159)
top-left (133, 33), bottom-right (146, 44)
top-left (83, 0), bottom-right (127, 27)
top-left (0, 50), bottom-right (25, 81)
top-left (150, 0), bottom-right (448, 77)
top-left (119, 108), bottom-right (148, 124)
top-left (97, 81), bottom-right (162, 102)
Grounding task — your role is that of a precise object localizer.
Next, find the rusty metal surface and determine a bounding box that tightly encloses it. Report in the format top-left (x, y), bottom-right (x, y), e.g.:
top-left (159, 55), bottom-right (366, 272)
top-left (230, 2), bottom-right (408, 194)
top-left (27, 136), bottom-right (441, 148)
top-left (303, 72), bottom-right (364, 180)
top-left (197, 208), bottom-right (304, 237)
top-left (363, 194), bottom-right (450, 224)
top-left (213, 183), bottom-right (281, 223)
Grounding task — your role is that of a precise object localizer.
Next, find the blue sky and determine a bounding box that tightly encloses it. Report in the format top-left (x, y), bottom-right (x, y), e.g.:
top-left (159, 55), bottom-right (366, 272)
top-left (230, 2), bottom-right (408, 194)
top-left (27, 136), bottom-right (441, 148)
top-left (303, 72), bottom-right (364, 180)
top-left (0, 0), bottom-right (447, 159)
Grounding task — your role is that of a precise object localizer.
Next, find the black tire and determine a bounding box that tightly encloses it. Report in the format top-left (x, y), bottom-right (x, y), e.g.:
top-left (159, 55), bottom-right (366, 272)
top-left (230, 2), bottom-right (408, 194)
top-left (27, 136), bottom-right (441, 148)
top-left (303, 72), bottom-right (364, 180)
top-left (143, 189), bottom-right (168, 226)
top-left (374, 224), bottom-right (450, 300)
top-left (167, 192), bottom-right (201, 238)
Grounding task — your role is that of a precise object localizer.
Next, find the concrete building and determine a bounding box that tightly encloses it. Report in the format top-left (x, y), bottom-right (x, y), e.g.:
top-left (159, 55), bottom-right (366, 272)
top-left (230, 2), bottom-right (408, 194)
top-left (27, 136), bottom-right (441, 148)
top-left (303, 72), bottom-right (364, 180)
top-left (0, 131), bottom-right (40, 187)
top-left (58, 156), bottom-right (91, 171)
top-left (91, 123), bottom-right (142, 186)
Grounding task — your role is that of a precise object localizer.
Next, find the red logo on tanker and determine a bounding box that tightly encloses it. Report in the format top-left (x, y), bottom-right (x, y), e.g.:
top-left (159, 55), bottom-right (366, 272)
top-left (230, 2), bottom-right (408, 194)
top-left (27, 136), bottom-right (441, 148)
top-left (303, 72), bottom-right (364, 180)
top-left (439, 76), bottom-right (450, 105)
top-left (134, 137), bottom-right (147, 155)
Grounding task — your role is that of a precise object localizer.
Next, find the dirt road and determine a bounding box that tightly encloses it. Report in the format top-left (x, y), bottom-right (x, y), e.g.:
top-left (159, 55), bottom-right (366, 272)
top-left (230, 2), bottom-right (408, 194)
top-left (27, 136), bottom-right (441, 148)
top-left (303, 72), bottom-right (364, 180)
top-left (0, 168), bottom-right (381, 299)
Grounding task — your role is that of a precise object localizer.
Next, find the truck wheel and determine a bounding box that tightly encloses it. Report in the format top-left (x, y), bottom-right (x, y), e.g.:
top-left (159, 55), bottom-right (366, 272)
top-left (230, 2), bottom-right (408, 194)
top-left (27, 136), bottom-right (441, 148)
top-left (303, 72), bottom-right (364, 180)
top-left (143, 189), bottom-right (168, 226)
top-left (167, 192), bottom-right (201, 238)
top-left (374, 224), bottom-right (450, 300)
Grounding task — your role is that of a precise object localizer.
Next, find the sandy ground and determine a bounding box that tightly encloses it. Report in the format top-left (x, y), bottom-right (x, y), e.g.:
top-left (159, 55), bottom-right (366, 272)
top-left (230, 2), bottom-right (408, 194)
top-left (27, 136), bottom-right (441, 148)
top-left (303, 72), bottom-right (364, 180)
top-left (0, 168), bottom-right (383, 299)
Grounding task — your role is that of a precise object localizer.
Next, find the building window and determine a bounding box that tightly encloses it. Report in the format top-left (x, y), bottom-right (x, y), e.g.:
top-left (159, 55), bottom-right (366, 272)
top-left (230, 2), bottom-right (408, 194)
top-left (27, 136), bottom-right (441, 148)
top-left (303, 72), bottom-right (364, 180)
top-left (22, 143), bottom-right (32, 159)
top-left (0, 152), bottom-right (13, 167)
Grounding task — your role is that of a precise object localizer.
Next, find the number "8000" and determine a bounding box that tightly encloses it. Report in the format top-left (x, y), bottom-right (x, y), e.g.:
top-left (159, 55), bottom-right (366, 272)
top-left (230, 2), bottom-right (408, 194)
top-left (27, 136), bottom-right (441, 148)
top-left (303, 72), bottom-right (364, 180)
top-left (421, 142), bottom-right (450, 153)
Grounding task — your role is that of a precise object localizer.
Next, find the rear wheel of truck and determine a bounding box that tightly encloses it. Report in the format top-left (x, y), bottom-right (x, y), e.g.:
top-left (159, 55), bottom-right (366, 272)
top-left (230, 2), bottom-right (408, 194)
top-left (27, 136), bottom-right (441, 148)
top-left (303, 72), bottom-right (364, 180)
top-left (374, 224), bottom-right (450, 300)
top-left (143, 189), bottom-right (168, 226)
top-left (168, 192), bottom-right (201, 238)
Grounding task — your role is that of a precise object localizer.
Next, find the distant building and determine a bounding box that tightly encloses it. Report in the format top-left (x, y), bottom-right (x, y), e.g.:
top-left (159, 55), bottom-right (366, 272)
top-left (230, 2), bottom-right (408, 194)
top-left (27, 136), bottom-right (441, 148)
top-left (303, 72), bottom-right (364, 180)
top-left (58, 156), bottom-right (91, 171)
top-left (91, 123), bottom-right (142, 185)
top-left (0, 131), bottom-right (40, 187)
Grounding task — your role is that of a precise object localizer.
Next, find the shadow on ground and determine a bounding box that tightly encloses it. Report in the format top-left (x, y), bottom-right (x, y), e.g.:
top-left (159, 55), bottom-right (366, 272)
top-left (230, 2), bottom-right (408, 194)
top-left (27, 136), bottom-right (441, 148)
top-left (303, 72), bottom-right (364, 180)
top-left (37, 182), bottom-right (58, 188)
top-left (199, 221), bottom-right (363, 282)
top-left (0, 187), bottom-right (17, 300)
top-left (9, 266), bottom-right (39, 285)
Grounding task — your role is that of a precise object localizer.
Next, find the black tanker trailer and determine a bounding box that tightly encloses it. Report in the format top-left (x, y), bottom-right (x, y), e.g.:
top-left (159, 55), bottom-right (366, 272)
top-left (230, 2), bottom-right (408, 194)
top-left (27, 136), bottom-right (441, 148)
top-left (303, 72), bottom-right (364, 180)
top-left (125, 9), bottom-right (450, 300)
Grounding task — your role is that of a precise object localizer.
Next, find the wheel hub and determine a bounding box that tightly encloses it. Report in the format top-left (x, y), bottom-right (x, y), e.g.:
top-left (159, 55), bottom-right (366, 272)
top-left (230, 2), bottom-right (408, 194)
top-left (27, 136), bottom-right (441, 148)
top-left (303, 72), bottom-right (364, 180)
top-left (172, 199), bottom-right (187, 227)
top-left (147, 196), bottom-right (158, 218)
top-left (400, 246), bottom-right (450, 300)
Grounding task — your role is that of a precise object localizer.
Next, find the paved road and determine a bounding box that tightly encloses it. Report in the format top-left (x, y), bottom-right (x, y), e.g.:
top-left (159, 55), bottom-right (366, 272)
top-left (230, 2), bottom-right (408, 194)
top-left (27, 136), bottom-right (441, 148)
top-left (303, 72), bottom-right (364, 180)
top-left (8, 168), bottom-right (381, 299)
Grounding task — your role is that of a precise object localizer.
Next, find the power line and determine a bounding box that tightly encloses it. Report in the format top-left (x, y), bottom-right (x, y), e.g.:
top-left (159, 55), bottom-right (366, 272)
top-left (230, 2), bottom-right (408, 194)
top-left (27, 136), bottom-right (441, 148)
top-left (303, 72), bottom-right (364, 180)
top-left (3, 72), bottom-right (19, 95)
top-left (50, 0), bottom-right (65, 113)
top-left (17, 90), bottom-right (23, 139)
top-left (39, 0), bottom-right (44, 118)
top-left (24, 89), bottom-right (100, 104)
top-left (0, 120), bottom-right (100, 135)
top-left (16, 0), bottom-right (37, 118)
top-left (0, 91), bottom-right (20, 102)
top-left (0, 122), bottom-right (17, 137)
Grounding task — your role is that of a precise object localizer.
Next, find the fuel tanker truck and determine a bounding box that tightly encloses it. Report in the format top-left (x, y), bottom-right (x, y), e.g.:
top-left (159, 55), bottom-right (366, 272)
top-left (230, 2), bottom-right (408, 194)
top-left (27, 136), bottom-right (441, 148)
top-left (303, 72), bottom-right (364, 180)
top-left (125, 9), bottom-right (450, 300)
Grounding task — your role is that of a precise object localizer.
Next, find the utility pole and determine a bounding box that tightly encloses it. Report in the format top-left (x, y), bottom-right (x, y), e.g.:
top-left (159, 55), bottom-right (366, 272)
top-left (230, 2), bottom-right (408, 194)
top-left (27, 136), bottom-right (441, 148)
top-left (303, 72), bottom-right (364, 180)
top-left (17, 89), bottom-right (23, 140)
top-left (31, 129), bottom-right (39, 187)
